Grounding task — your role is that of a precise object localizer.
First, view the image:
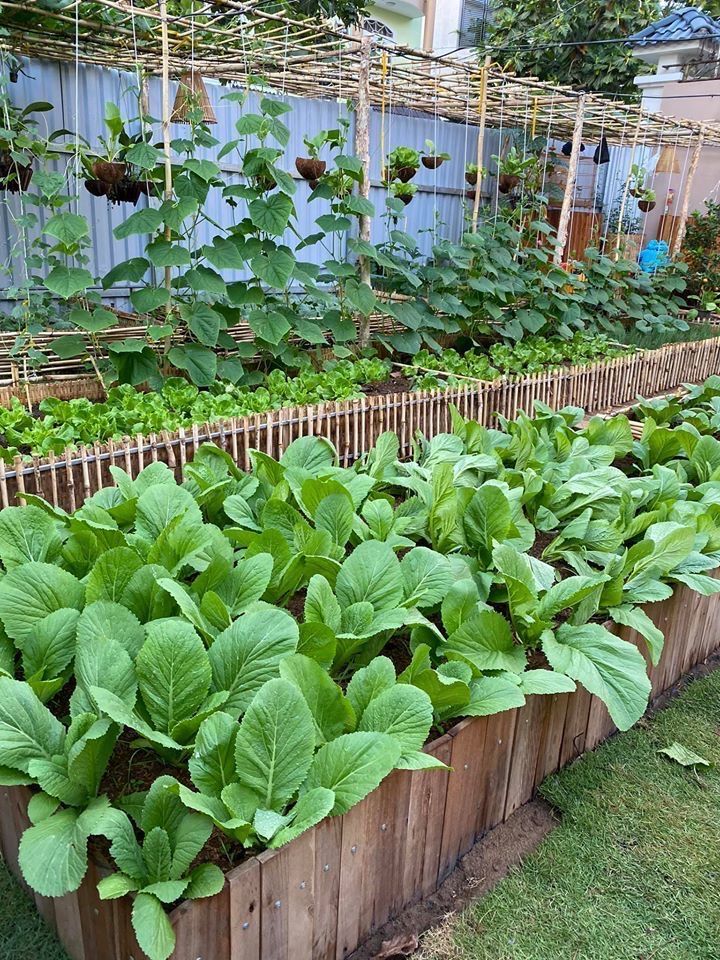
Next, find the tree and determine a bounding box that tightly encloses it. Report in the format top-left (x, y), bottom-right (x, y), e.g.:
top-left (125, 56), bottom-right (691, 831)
top-left (483, 0), bottom-right (663, 97)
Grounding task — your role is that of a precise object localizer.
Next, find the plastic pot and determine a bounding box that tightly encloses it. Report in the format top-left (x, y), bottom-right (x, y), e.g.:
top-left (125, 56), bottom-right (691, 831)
top-left (92, 160), bottom-right (127, 184)
top-left (422, 156), bottom-right (444, 169)
top-left (295, 157), bottom-right (326, 181)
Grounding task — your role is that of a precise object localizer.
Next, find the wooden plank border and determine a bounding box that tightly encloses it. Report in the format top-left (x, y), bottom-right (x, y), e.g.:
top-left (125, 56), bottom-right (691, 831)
top-left (2, 337), bottom-right (720, 511)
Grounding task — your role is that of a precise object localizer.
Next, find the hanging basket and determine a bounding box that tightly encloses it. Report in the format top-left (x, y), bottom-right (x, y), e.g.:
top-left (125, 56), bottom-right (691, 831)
top-left (295, 157), bottom-right (326, 181)
top-left (0, 152), bottom-right (33, 192)
top-left (638, 199), bottom-right (656, 213)
top-left (171, 69), bottom-right (217, 125)
top-left (498, 173), bottom-right (520, 194)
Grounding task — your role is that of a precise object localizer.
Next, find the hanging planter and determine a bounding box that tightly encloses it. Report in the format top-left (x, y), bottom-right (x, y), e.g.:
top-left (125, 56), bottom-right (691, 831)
top-left (465, 172), bottom-right (478, 186)
top-left (0, 152), bottom-right (33, 192)
top-left (391, 182), bottom-right (417, 206)
top-left (295, 157), bottom-right (326, 181)
top-left (386, 147), bottom-right (420, 184)
top-left (638, 198), bottom-right (656, 213)
top-left (84, 178), bottom-right (108, 198)
top-left (465, 188), bottom-right (476, 200)
top-left (91, 160), bottom-right (126, 184)
top-left (107, 178), bottom-right (143, 205)
top-left (171, 69), bottom-right (217, 125)
top-left (421, 140), bottom-right (449, 170)
top-left (393, 165), bottom-right (417, 183)
top-left (498, 173), bottom-right (520, 194)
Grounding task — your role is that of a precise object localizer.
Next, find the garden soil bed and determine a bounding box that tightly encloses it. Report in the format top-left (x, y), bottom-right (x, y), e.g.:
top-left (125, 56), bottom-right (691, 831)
top-left (1, 578), bottom-right (718, 960)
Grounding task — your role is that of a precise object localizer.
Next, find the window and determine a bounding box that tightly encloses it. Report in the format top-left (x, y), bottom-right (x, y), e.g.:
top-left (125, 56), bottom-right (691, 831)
top-left (682, 39), bottom-right (720, 81)
top-left (362, 17), bottom-right (394, 40)
top-left (458, 0), bottom-right (493, 48)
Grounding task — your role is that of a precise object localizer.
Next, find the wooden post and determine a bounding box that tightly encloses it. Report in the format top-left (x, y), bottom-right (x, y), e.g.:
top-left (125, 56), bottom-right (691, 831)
top-left (471, 56), bottom-right (491, 233)
top-left (554, 93), bottom-right (585, 265)
top-left (354, 31), bottom-right (373, 348)
top-left (672, 128), bottom-right (705, 258)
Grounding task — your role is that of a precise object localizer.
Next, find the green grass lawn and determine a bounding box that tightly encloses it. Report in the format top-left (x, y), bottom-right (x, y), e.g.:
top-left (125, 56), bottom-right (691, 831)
top-left (1, 671), bottom-right (719, 960)
top-left (421, 668), bottom-right (720, 960)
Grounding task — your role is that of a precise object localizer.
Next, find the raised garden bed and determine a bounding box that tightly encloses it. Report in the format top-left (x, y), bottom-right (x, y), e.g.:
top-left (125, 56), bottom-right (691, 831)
top-left (1, 577), bottom-right (716, 960)
top-left (2, 336), bottom-right (720, 511)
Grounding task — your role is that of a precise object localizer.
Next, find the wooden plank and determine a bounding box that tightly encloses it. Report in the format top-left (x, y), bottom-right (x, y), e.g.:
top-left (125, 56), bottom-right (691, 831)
top-left (335, 794), bottom-right (369, 959)
top-left (53, 892), bottom-right (87, 960)
top-left (111, 896), bottom-right (145, 960)
top-left (504, 696), bottom-right (550, 819)
top-left (77, 862), bottom-right (116, 960)
top-left (534, 693), bottom-right (571, 788)
top-left (259, 831), bottom-right (315, 960)
top-left (437, 716), bottom-right (489, 882)
top-left (312, 817), bottom-right (342, 960)
top-left (559, 685), bottom-right (593, 768)
top-left (584, 695), bottom-right (616, 752)
top-left (402, 734), bottom-right (452, 904)
top-left (228, 858), bottom-right (261, 960)
top-left (476, 709), bottom-right (518, 834)
top-left (172, 878), bottom-right (230, 960)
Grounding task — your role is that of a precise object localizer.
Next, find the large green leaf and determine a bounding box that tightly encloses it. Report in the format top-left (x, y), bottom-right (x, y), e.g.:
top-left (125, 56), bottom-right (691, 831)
top-left (85, 547), bottom-right (144, 604)
top-left (44, 212), bottom-right (89, 246)
top-left (22, 608), bottom-right (80, 684)
top-left (0, 677), bottom-right (65, 773)
top-left (0, 506), bottom-right (62, 568)
top-left (249, 192), bottom-right (294, 235)
top-left (542, 624), bottom-right (651, 730)
top-left (400, 547), bottom-right (454, 609)
top-left (335, 540), bottom-right (404, 612)
top-left (74, 630), bottom-right (138, 711)
top-left (464, 674), bottom-right (526, 717)
top-left (358, 684), bottom-right (433, 754)
top-left (178, 302), bottom-right (223, 347)
top-left (135, 485), bottom-right (202, 543)
top-left (269, 787), bottom-right (335, 848)
top-left (77, 601), bottom-right (145, 659)
top-left (279, 654), bottom-right (352, 745)
top-left (114, 207), bottom-right (163, 239)
top-left (345, 656), bottom-right (396, 721)
top-left (167, 344), bottom-right (218, 387)
top-left (208, 604), bottom-right (298, 716)
top-left (0, 562), bottom-right (84, 644)
top-left (463, 486), bottom-right (512, 558)
top-left (303, 731), bottom-right (401, 815)
top-left (43, 266), bottom-right (93, 299)
top-left (136, 620), bottom-right (211, 734)
top-left (442, 609), bottom-right (525, 674)
top-left (608, 604), bottom-right (664, 666)
top-left (189, 712), bottom-right (238, 796)
top-left (234, 678), bottom-right (315, 809)
top-left (132, 892), bottom-right (176, 960)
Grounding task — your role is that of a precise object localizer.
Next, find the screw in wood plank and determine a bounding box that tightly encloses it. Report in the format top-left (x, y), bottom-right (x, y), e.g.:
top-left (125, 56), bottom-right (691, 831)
top-left (463, 763), bottom-right (469, 770)
top-left (381, 823), bottom-right (387, 832)
top-left (323, 863), bottom-right (330, 872)
top-left (242, 922), bottom-right (250, 930)
top-left (299, 881), bottom-right (306, 889)
top-left (351, 845), bottom-right (358, 854)
top-left (274, 900), bottom-right (282, 908)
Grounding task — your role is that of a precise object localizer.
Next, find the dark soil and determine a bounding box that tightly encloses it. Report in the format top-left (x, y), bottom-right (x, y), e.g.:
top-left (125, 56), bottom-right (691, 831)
top-left (347, 800), bottom-right (558, 960)
top-left (528, 528), bottom-right (557, 560)
top-left (363, 376), bottom-right (412, 397)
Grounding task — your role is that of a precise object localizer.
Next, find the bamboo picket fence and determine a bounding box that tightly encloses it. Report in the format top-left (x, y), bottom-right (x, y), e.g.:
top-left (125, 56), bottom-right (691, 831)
top-left (2, 336), bottom-right (720, 511)
top-left (1, 577), bottom-right (717, 960)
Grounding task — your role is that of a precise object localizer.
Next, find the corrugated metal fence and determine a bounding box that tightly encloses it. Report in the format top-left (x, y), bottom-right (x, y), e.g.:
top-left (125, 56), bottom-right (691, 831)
top-left (1, 57), bottom-right (505, 311)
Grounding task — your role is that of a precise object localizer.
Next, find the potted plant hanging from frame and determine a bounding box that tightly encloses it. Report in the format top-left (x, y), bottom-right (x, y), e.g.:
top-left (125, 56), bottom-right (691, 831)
top-left (421, 139), bottom-right (450, 169)
top-left (637, 186), bottom-right (656, 213)
top-left (465, 162), bottom-right (486, 185)
top-left (391, 180), bottom-right (417, 205)
top-left (494, 146), bottom-right (536, 194)
top-left (82, 101), bottom-right (163, 204)
top-left (0, 96), bottom-right (53, 193)
top-left (386, 145), bottom-right (420, 182)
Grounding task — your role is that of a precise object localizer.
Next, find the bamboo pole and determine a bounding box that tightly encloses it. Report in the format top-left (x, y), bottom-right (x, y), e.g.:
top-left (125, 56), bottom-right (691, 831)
top-left (672, 128), bottom-right (705, 258)
top-left (159, 0), bottom-right (174, 358)
top-left (554, 93), bottom-right (585, 265)
top-left (471, 55), bottom-right (491, 233)
top-left (354, 30), bottom-right (373, 348)
top-left (615, 116), bottom-right (641, 260)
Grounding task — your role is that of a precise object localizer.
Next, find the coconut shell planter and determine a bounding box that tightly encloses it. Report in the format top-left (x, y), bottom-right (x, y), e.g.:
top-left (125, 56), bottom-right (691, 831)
top-left (0, 154), bottom-right (33, 192)
top-left (295, 157), bottom-right (326, 181)
top-left (498, 173), bottom-right (520, 194)
top-left (422, 155), bottom-right (445, 169)
top-left (638, 199), bottom-right (656, 212)
top-left (84, 176), bottom-right (144, 205)
top-left (392, 165), bottom-right (418, 183)
top-left (465, 172), bottom-right (478, 186)
top-left (92, 160), bottom-right (127, 184)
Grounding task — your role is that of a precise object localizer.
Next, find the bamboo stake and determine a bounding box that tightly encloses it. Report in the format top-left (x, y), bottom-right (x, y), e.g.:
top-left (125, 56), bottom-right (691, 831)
top-left (672, 128), bottom-right (705, 258)
top-left (354, 31), bottom-right (373, 348)
top-left (159, 0), bottom-right (174, 360)
top-left (615, 116), bottom-right (641, 259)
top-left (554, 93), bottom-right (585, 265)
top-left (471, 56), bottom-right (491, 233)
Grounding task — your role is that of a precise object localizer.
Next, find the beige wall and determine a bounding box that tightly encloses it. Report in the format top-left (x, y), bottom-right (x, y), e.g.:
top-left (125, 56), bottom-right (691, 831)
top-left (639, 80), bottom-right (720, 240)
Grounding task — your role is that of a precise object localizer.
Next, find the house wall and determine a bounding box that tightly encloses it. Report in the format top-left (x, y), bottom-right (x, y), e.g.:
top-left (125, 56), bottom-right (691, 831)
top-left (367, 5), bottom-right (424, 46)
